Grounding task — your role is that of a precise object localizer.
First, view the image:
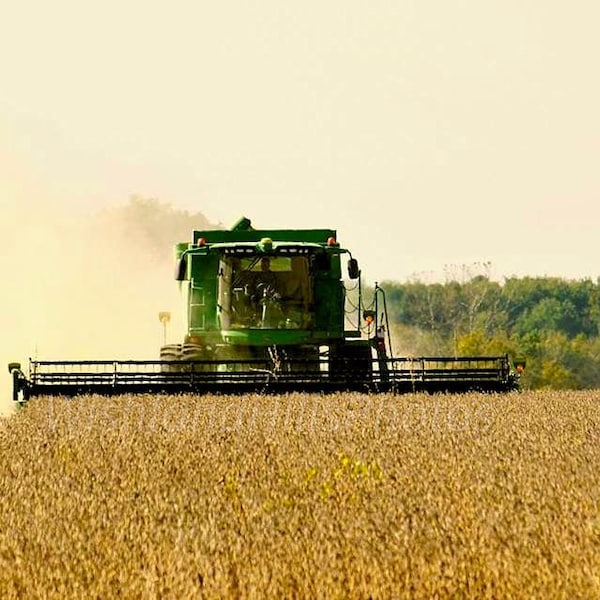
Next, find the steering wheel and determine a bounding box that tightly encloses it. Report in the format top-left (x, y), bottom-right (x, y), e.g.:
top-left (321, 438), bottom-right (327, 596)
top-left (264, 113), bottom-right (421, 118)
top-left (256, 282), bottom-right (280, 302)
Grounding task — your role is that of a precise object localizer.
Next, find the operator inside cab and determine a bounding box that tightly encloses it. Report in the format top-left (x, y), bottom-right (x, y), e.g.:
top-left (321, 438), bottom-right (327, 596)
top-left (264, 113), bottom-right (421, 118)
top-left (220, 254), bottom-right (313, 330)
top-left (254, 257), bottom-right (278, 296)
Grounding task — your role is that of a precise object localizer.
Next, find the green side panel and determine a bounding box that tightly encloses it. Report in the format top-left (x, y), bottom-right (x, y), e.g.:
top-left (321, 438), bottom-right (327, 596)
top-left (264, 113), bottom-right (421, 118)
top-left (313, 253), bottom-right (344, 339)
top-left (188, 253), bottom-right (219, 335)
top-left (191, 228), bottom-right (337, 245)
top-left (189, 284), bottom-right (206, 330)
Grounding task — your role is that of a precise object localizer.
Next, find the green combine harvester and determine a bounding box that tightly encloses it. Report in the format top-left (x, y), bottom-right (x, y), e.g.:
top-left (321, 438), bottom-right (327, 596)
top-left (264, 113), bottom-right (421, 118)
top-left (9, 217), bottom-right (520, 402)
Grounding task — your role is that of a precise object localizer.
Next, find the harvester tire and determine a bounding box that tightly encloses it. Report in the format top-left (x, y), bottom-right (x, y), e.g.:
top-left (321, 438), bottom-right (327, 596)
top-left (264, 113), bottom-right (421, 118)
top-left (160, 344), bottom-right (182, 373)
top-left (281, 346), bottom-right (320, 372)
top-left (181, 343), bottom-right (213, 372)
top-left (329, 342), bottom-right (373, 388)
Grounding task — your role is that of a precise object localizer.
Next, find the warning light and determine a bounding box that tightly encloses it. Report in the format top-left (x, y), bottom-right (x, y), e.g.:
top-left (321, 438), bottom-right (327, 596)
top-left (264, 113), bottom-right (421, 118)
top-left (514, 359), bottom-right (526, 373)
top-left (327, 236), bottom-right (337, 246)
top-left (363, 310), bottom-right (376, 325)
top-left (197, 237), bottom-right (206, 246)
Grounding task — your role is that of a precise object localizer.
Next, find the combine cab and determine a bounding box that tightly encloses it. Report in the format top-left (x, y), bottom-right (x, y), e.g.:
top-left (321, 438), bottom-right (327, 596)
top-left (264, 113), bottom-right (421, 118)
top-left (9, 217), bottom-right (520, 403)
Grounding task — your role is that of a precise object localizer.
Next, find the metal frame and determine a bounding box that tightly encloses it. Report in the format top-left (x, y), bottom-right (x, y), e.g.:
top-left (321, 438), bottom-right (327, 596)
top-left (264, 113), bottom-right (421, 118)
top-left (10, 355), bottom-right (518, 402)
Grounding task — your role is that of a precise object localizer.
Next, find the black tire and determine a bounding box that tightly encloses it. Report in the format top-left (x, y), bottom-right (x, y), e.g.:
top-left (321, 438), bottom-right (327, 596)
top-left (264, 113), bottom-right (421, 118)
top-left (329, 342), bottom-right (373, 387)
top-left (160, 344), bottom-right (182, 373)
top-left (181, 342), bottom-right (213, 372)
top-left (280, 346), bottom-right (320, 373)
top-left (214, 345), bottom-right (260, 372)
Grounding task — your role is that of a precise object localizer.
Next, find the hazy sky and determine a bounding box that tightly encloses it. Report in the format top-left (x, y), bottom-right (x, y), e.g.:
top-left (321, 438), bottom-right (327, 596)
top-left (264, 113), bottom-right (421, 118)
top-left (2, 0), bottom-right (599, 283)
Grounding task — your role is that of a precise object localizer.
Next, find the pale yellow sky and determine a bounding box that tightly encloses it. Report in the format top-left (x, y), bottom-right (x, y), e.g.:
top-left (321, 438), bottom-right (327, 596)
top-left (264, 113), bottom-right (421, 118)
top-left (1, 0), bottom-right (599, 283)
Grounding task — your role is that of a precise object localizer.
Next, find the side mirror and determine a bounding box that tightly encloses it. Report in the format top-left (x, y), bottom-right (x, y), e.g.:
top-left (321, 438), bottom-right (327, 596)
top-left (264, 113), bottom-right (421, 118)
top-left (175, 256), bottom-right (187, 281)
top-left (348, 258), bottom-right (360, 279)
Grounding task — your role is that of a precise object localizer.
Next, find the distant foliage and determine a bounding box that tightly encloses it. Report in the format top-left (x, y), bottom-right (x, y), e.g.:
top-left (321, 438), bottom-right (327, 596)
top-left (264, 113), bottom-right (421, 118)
top-left (381, 270), bottom-right (600, 389)
top-left (96, 196), bottom-right (221, 263)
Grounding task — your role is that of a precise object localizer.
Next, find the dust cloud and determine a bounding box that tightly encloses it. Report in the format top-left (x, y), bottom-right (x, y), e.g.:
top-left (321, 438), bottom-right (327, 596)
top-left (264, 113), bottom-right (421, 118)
top-left (1, 200), bottom-right (199, 414)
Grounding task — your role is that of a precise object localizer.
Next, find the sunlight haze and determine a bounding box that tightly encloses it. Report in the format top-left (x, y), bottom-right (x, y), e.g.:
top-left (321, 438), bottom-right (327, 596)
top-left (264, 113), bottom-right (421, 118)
top-left (2, 1), bottom-right (599, 280)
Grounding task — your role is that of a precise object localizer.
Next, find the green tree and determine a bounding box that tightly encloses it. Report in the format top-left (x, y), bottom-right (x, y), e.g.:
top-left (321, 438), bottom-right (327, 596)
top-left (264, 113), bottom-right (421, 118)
top-left (456, 329), bottom-right (516, 358)
top-left (504, 277), bottom-right (598, 338)
top-left (381, 271), bottom-right (600, 390)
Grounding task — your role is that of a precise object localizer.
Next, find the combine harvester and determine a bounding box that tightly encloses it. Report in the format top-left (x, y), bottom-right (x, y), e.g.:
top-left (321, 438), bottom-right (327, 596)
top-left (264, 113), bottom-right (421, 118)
top-left (9, 218), bottom-right (520, 403)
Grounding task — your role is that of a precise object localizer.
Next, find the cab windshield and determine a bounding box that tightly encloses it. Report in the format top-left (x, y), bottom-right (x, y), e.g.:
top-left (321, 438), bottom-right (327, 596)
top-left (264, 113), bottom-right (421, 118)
top-left (218, 255), bottom-right (313, 329)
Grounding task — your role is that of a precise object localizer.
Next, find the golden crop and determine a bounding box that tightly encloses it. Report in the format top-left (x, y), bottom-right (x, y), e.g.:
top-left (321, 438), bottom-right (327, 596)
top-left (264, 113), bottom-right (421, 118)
top-left (0, 391), bottom-right (598, 599)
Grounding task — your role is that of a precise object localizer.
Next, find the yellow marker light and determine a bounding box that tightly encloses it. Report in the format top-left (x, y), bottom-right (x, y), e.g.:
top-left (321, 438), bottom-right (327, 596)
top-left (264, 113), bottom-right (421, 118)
top-left (514, 359), bottom-right (526, 373)
top-left (363, 310), bottom-right (376, 325)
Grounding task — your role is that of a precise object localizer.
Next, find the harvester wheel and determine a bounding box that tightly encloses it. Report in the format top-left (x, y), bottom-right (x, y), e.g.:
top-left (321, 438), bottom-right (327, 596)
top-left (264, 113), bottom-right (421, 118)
top-left (214, 345), bottom-right (258, 372)
top-left (329, 342), bottom-right (373, 389)
top-left (280, 346), bottom-right (320, 373)
top-left (160, 344), bottom-right (182, 372)
top-left (181, 343), bottom-right (213, 372)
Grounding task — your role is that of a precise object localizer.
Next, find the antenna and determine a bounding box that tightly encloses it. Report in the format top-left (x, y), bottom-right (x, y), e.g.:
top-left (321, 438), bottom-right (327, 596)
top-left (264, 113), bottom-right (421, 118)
top-left (158, 312), bottom-right (171, 345)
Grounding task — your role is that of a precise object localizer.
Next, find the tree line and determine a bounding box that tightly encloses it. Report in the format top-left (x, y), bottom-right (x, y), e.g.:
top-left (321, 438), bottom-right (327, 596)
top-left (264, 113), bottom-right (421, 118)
top-left (380, 272), bottom-right (600, 390)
